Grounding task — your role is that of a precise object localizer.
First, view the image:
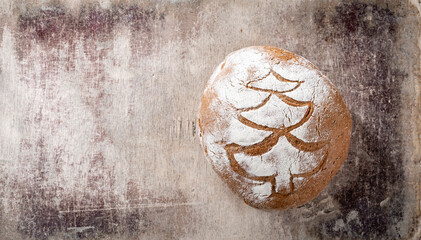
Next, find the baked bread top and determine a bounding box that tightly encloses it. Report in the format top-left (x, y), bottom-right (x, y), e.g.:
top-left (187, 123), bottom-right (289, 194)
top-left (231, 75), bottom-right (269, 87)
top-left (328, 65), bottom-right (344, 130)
top-left (198, 46), bottom-right (352, 209)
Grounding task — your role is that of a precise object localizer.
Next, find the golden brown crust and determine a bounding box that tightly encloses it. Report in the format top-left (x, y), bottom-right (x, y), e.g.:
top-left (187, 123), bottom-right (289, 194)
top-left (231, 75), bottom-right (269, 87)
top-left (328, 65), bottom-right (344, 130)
top-left (198, 46), bottom-right (352, 209)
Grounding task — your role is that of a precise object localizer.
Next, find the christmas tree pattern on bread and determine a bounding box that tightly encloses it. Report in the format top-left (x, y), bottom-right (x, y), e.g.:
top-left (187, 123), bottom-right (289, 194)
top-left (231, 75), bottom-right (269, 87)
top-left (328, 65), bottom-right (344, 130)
top-left (224, 69), bottom-right (330, 197)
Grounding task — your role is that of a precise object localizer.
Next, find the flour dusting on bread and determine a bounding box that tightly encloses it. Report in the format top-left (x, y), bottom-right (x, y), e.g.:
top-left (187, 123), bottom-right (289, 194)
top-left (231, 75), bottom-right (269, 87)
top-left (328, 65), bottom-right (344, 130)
top-left (198, 46), bottom-right (352, 209)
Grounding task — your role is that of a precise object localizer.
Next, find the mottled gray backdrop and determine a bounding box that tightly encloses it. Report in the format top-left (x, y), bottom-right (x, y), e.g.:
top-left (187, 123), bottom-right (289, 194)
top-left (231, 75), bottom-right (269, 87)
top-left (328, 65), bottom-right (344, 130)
top-left (0, 0), bottom-right (419, 239)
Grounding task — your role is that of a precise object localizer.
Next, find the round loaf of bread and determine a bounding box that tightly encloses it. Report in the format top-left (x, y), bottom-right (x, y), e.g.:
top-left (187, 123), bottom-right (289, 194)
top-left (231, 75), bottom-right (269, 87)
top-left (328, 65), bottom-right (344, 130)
top-left (198, 46), bottom-right (352, 209)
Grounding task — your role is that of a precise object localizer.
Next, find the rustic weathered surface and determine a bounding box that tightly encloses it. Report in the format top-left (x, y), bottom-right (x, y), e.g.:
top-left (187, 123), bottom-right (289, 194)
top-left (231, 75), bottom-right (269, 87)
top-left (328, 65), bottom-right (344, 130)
top-left (0, 0), bottom-right (419, 239)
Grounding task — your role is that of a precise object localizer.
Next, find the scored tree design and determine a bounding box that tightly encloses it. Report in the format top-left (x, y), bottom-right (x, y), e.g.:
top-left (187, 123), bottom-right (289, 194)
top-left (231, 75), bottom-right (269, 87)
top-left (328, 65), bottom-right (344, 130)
top-left (224, 69), bottom-right (331, 197)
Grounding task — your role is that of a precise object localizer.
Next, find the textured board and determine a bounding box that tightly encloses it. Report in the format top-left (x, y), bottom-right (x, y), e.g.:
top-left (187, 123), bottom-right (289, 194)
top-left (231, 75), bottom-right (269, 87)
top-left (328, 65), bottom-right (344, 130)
top-left (0, 0), bottom-right (419, 239)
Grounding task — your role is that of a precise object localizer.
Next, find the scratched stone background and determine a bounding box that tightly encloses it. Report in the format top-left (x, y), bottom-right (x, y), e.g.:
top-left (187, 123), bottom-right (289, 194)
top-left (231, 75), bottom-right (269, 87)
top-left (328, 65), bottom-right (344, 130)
top-left (0, 0), bottom-right (419, 239)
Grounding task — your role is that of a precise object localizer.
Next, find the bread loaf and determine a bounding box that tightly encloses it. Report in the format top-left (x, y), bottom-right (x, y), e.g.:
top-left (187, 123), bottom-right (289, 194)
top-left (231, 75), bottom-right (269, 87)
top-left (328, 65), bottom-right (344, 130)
top-left (198, 46), bottom-right (352, 209)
